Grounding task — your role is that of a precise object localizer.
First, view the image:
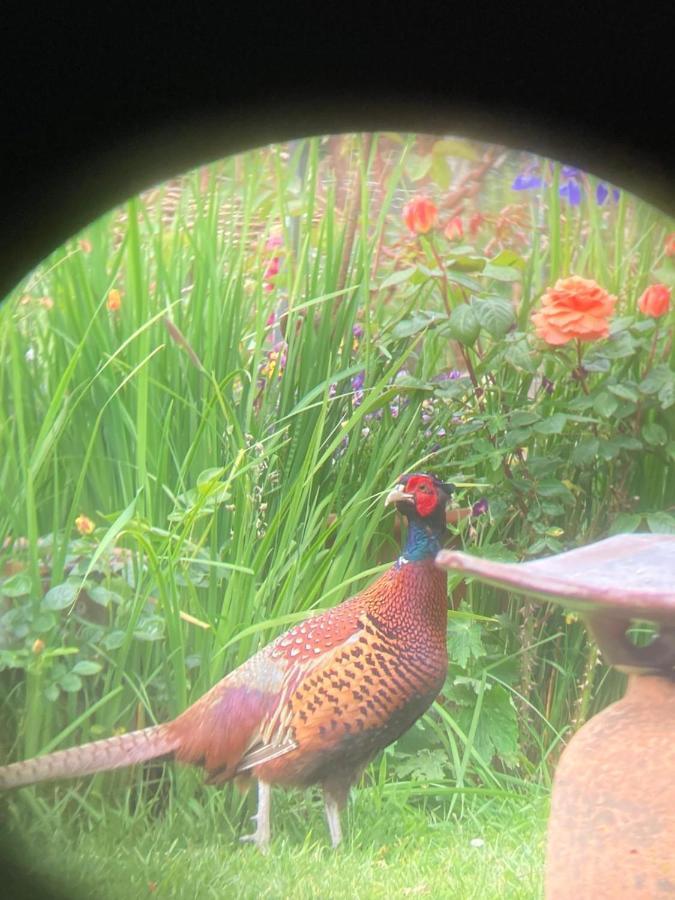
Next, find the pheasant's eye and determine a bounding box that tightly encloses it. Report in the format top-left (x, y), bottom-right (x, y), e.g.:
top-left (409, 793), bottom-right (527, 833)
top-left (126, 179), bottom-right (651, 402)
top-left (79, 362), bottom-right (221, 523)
top-left (418, 484), bottom-right (430, 493)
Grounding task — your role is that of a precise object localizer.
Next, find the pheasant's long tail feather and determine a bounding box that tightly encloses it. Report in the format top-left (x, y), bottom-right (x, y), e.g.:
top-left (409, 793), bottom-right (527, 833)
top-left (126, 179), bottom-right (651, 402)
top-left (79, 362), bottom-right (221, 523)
top-left (0, 724), bottom-right (178, 790)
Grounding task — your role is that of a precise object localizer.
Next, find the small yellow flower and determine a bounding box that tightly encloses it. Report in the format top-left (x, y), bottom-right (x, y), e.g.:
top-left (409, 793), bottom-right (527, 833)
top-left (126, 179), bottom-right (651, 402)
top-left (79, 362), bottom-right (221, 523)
top-left (107, 289), bottom-right (122, 312)
top-left (32, 638), bottom-right (45, 655)
top-left (75, 514), bottom-right (95, 535)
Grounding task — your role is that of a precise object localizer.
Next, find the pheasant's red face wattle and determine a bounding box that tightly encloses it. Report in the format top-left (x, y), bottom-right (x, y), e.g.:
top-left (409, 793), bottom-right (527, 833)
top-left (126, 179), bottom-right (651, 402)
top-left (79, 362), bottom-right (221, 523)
top-left (401, 474), bottom-right (439, 518)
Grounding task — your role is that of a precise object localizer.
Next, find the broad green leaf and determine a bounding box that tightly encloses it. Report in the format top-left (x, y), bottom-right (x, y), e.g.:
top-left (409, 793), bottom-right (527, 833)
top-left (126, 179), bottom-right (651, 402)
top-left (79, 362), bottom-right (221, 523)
top-left (608, 513), bottom-right (643, 535)
top-left (489, 249), bottom-right (526, 270)
top-left (640, 364), bottom-right (672, 395)
top-left (607, 383), bottom-right (639, 403)
top-left (43, 581), bottom-right (79, 611)
top-left (481, 263), bottom-right (522, 282)
top-left (646, 512), bottom-right (675, 535)
top-left (380, 267), bottom-right (418, 290)
top-left (532, 414), bottom-right (567, 434)
top-left (447, 254), bottom-right (486, 273)
top-left (642, 423), bottom-right (667, 446)
top-left (448, 304), bottom-right (480, 346)
top-left (72, 660), bottom-right (103, 676)
top-left (59, 673), bottom-right (83, 693)
top-left (447, 618), bottom-right (485, 669)
top-left (473, 297), bottom-right (516, 338)
top-left (593, 392), bottom-right (619, 418)
top-left (1, 573), bottom-right (32, 597)
top-left (510, 410), bottom-right (540, 428)
top-left (571, 438), bottom-right (599, 465)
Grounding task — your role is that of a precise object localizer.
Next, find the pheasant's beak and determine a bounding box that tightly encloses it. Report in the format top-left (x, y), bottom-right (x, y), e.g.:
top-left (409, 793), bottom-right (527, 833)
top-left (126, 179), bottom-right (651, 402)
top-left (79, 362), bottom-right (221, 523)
top-left (384, 485), bottom-right (414, 507)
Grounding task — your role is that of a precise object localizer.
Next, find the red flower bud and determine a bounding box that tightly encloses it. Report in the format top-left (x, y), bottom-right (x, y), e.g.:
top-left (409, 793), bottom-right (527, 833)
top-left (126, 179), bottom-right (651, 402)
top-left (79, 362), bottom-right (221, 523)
top-left (403, 197), bottom-right (438, 235)
top-left (638, 283), bottom-right (671, 318)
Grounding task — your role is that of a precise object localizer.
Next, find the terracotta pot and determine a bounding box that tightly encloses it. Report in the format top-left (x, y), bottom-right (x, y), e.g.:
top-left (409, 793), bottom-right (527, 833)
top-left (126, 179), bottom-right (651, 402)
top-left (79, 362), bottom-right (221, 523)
top-left (545, 675), bottom-right (675, 899)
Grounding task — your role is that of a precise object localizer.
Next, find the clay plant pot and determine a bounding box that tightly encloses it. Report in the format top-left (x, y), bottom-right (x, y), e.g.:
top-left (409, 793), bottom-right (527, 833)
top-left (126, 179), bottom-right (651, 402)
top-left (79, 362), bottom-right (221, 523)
top-left (436, 534), bottom-right (675, 899)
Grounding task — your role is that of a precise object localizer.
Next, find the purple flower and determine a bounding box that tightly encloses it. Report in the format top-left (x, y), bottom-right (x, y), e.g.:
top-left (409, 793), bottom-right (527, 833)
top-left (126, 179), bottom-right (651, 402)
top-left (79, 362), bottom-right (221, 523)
top-left (389, 402), bottom-right (399, 418)
top-left (512, 173), bottom-right (544, 191)
top-left (540, 376), bottom-right (555, 395)
top-left (351, 371), bottom-right (365, 392)
top-left (471, 498), bottom-right (489, 517)
top-left (328, 383), bottom-right (337, 398)
top-left (352, 324), bottom-right (364, 339)
top-left (433, 368), bottom-right (462, 383)
top-left (559, 178), bottom-right (582, 206)
top-left (595, 183), bottom-right (620, 206)
top-left (436, 427), bottom-right (446, 438)
top-left (561, 166), bottom-right (580, 179)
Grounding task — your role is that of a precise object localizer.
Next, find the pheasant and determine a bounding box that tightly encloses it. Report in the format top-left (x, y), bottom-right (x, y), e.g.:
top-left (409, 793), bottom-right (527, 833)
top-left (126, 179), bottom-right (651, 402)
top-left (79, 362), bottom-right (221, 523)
top-left (0, 473), bottom-right (454, 850)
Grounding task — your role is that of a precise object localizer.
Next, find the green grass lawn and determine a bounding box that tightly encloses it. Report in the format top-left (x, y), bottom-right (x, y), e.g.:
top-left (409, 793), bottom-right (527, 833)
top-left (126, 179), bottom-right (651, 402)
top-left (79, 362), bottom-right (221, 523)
top-left (5, 791), bottom-right (547, 899)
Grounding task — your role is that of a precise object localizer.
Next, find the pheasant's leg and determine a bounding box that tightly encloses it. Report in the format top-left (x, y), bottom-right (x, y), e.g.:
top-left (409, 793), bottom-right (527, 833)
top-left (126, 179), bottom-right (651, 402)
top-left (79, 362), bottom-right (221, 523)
top-left (323, 789), bottom-right (343, 849)
top-left (240, 779), bottom-right (271, 852)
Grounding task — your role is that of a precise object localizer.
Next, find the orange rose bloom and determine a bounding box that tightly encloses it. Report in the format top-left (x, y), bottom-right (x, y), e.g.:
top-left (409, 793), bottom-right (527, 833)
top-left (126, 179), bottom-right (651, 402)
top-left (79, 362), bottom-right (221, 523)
top-left (532, 276), bottom-right (616, 346)
top-left (638, 283), bottom-right (671, 318)
top-left (444, 216), bottom-right (464, 241)
top-left (664, 233), bottom-right (675, 258)
top-left (403, 197), bottom-right (438, 234)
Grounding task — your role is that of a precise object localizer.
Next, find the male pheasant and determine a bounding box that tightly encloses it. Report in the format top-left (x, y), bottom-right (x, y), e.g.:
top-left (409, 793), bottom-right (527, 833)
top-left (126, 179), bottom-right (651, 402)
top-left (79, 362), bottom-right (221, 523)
top-left (0, 473), bottom-right (454, 849)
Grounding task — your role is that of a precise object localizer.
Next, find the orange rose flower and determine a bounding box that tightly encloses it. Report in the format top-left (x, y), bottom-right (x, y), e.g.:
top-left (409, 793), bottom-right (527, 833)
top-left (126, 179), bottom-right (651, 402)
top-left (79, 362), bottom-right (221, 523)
top-left (664, 233), bottom-right (675, 258)
top-left (403, 197), bottom-right (438, 234)
top-left (638, 283), bottom-right (671, 318)
top-left (444, 216), bottom-right (464, 241)
top-left (532, 276), bottom-right (616, 346)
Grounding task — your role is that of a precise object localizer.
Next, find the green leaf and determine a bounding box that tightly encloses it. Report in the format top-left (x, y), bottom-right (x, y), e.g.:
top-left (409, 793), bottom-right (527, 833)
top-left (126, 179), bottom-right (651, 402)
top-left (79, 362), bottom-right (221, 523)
top-left (87, 585), bottom-right (123, 607)
top-left (44, 684), bottom-right (60, 702)
top-left (447, 618), bottom-right (485, 669)
top-left (481, 263), bottom-right (522, 282)
top-left (640, 364), bottom-right (673, 396)
top-left (43, 581), bottom-right (79, 611)
top-left (447, 254), bottom-right (486, 273)
top-left (646, 512), bottom-right (675, 535)
top-left (454, 683), bottom-right (519, 767)
top-left (101, 630), bottom-right (126, 650)
top-left (571, 438), bottom-right (599, 465)
top-left (72, 660), bottom-right (103, 676)
top-left (532, 414), bottom-right (567, 434)
top-left (407, 154), bottom-right (432, 181)
top-left (430, 154), bottom-right (451, 190)
top-left (489, 249), bottom-right (526, 271)
top-left (607, 383), bottom-right (639, 403)
top-left (1, 573), bottom-right (32, 597)
top-left (608, 513), bottom-right (643, 536)
top-left (603, 331), bottom-right (637, 359)
top-left (380, 267), bottom-right (418, 290)
top-left (642, 423), bottom-right (667, 446)
top-left (510, 410), bottom-right (540, 428)
top-left (472, 297), bottom-right (516, 338)
top-left (393, 748), bottom-right (448, 782)
top-left (59, 672), bottom-right (83, 693)
top-left (504, 339), bottom-right (538, 373)
top-left (391, 310), bottom-right (446, 339)
top-left (593, 392), bottom-right (619, 418)
top-left (536, 480), bottom-right (574, 503)
top-left (447, 304), bottom-right (480, 346)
